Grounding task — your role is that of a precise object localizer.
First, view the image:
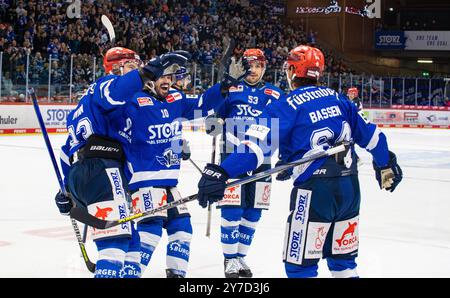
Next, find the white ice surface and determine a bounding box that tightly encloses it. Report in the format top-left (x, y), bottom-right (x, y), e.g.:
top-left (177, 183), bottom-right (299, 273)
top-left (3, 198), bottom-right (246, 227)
top-left (0, 128), bottom-right (449, 277)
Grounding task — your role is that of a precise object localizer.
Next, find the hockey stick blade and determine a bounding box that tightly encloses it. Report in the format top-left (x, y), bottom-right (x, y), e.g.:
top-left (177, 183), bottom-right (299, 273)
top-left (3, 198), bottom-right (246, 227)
top-left (70, 143), bottom-right (349, 229)
top-left (71, 216), bottom-right (96, 273)
top-left (217, 38), bottom-right (236, 81)
top-left (101, 15), bottom-right (116, 45)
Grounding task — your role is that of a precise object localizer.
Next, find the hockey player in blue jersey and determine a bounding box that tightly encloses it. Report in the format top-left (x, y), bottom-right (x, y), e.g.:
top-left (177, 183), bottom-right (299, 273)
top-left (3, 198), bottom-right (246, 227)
top-left (54, 47), bottom-right (191, 278)
top-left (113, 63), bottom-right (228, 278)
top-left (196, 45), bottom-right (403, 278)
top-left (204, 49), bottom-right (283, 278)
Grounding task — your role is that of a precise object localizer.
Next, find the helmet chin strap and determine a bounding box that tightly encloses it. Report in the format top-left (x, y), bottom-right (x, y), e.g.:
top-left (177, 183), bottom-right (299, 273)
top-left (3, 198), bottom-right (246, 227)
top-left (285, 68), bottom-right (295, 91)
top-left (144, 81), bottom-right (157, 97)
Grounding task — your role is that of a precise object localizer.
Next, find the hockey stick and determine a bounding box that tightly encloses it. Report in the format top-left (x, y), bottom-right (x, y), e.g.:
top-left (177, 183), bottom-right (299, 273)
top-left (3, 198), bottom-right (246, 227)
top-left (70, 142), bottom-right (350, 229)
top-left (217, 38), bottom-right (236, 82)
top-left (101, 15), bottom-right (116, 45)
top-left (28, 88), bottom-right (96, 273)
top-left (188, 158), bottom-right (203, 174)
top-left (206, 136), bottom-right (217, 238)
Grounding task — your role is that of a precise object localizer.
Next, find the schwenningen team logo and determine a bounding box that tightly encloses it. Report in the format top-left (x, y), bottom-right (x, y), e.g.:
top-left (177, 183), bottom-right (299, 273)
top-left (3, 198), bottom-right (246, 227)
top-left (156, 149), bottom-right (180, 168)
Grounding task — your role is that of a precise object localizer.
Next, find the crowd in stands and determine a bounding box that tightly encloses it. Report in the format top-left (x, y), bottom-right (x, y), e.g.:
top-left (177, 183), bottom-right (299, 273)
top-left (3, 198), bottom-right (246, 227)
top-left (2, 0), bottom-right (446, 106)
top-left (0, 0), bottom-right (356, 99)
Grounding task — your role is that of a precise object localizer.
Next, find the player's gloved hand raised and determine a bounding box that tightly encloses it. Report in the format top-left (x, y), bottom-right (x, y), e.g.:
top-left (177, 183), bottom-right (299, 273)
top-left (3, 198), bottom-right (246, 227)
top-left (197, 163), bottom-right (229, 208)
top-left (275, 160), bottom-right (293, 181)
top-left (55, 190), bottom-right (73, 216)
top-left (142, 50), bottom-right (191, 81)
top-left (220, 57), bottom-right (251, 95)
top-left (205, 114), bottom-right (224, 137)
top-left (373, 151), bottom-right (403, 192)
top-left (181, 139), bottom-right (191, 161)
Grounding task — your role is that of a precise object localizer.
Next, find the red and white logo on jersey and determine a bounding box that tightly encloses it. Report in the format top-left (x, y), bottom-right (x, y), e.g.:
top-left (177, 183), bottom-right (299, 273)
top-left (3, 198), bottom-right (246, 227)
top-left (264, 88), bottom-right (280, 99)
top-left (262, 184), bottom-right (271, 203)
top-left (304, 222), bottom-right (331, 259)
top-left (94, 206), bottom-right (113, 220)
top-left (217, 182), bottom-right (242, 206)
top-left (137, 97), bottom-right (154, 106)
top-left (332, 216), bottom-right (359, 255)
top-left (166, 92), bottom-right (182, 103)
top-left (158, 191), bottom-right (168, 207)
top-left (229, 85), bottom-right (244, 93)
top-left (315, 226), bottom-right (327, 249)
top-left (132, 197), bottom-right (141, 214)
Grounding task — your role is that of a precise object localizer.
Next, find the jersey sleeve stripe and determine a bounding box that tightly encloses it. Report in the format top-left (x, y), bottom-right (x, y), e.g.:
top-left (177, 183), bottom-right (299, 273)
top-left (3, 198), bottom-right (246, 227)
top-left (60, 150), bottom-right (70, 167)
top-left (365, 128), bottom-right (381, 151)
top-left (100, 79), bottom-right (126, 106)
top-left (129, 169), bottom-right (180, 185)
top-left (241, 140), bottom-right (264, 168)
top-left (226, 132), bottom-right (241, 146)
top-left (221, 218), bottom-right (241, 227)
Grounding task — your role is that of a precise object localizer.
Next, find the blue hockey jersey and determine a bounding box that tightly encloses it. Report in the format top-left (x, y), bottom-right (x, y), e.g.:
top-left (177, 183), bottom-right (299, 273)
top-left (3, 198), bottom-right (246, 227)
top-left (214, 81), bottom-right (283, 153)
top-left (59, 70), bottom-right (143, 183)
top-left (114, 84), bottom-right (223, 191)
top-left (220, 85), bottom-right (390, 185)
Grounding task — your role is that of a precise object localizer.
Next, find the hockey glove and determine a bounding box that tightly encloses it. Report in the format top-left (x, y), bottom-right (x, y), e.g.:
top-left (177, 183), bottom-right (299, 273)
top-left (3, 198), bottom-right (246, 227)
top-left (220, 57), bottom-right (250, 96)
top-left (142, 50), bottom-right (191, 81)
top-left (197, 163), bottom-right (229, 208)
top-left (54, 190), bottom-right (73, 216)
top-left (204, 113), bottom-right (224, 137)
top-left (181, 139), bottom-right (191, 161)
top-left (373, 151), bottom-right (403, 192)
top-left (275, 160), bottom-right (293, 181)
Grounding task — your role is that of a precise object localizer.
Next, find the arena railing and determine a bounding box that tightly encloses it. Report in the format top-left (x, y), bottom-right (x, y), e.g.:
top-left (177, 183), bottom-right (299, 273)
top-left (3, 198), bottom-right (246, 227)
top-left (1, 52), bottom-right (448, 108)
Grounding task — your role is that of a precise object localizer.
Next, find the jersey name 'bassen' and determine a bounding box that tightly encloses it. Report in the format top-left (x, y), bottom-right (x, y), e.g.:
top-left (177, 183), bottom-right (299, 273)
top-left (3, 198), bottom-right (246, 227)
top-left (309, 105), bottom-right (342, 123)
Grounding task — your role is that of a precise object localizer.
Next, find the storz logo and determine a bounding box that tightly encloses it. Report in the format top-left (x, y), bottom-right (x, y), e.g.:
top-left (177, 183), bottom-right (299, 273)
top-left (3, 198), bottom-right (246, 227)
top-left (118, 203), bottom-right (129, 231)
top-left (294, 194), bottom-right (308, 223)
top-left (143, 192), bottom-right (153, 211)
top-left (147, 122), bottom-right (182, 144)
top-left (289, 231), bottom-right (301, 260)
top-left (156, 149), bottom-right (180, 168)
top-left (375, 31), bottom-right (405, 49)
top-left (110, 170), bottom-right (123, 196)
top-left (46, 109), bottom-right (71, 122)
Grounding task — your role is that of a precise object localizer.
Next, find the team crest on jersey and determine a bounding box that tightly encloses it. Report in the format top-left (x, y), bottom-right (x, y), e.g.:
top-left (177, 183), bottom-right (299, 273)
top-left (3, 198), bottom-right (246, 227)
top-left (264, 88), bottom-right (280, 99)
top-left (229, 85), bottom-right (244, 93)
top-left (166, 92), bottom-right (182, 103)
top-left (156, 149), bottom-right (180, 168)
top-left (137, 97), bottom-right (154, 106)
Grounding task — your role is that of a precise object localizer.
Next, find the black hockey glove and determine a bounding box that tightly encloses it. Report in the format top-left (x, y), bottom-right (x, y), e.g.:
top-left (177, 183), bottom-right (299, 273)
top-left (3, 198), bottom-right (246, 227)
top-left (373, 151), bottom-right (403, 192)
top-left (204, 113), bottom-right (224, 137)
top-left (181, 139), bottom-right (191, 161)
top-left (275, 160), bottom-right (293, 181)
top-left (220, 58), bottom-right (250, 96)
top-left (141, 50), bottom-right (191, 81)
top-left (55, 189), bottom-right (73, 216)
top-left (197, 163), bottom-right (229, 208)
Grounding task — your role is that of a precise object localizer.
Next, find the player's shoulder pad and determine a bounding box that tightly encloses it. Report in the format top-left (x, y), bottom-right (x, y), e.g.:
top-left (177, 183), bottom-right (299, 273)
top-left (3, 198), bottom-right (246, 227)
top-left (262, 83), bottom-right (283, 100)
top-left (166, 89), bottom-right (184, 103)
